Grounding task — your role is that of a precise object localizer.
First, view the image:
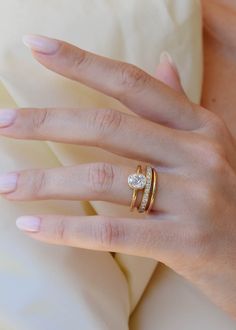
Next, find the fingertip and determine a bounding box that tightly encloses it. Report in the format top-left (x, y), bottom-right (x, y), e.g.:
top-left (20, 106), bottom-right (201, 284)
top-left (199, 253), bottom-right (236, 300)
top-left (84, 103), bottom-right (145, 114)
top-left (155, 51), bottom-right (185, 94)
top-left (159, 51), bottom-right (179, 74)
top-left (16, 216), bottom-right (41, 233)
top-left (22, 34), bottom-right (60, 55)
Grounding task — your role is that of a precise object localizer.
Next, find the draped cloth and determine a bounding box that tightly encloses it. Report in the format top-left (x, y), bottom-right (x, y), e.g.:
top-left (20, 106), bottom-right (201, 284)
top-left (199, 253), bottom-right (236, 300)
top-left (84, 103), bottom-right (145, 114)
top-left (3, 1), bottom-right (233, 329)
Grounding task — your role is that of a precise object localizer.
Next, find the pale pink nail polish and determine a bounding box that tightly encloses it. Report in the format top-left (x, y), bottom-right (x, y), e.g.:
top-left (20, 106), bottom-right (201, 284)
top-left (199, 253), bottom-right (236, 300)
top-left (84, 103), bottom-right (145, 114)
top-left (0, 109), bottom-right (17, 127)
top-left (16, 216), bottom-right (41, 232)
top-left (22, 34), bottom-right (60, 54)
top-left (160, 51), bottom-right (178, 73)
top-left (0, 173), bottom-right (18, 193)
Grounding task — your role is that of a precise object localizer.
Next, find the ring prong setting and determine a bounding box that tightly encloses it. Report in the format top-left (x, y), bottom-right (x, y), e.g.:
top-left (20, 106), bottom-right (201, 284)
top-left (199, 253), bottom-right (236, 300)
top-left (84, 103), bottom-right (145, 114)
top-left (128, 173), bottom-right (146, 189)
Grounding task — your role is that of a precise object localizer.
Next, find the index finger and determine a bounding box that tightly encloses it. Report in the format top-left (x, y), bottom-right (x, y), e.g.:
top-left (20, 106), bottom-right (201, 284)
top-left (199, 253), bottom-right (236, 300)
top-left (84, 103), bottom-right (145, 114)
top-left (23, 34), bottom-right (203, 130)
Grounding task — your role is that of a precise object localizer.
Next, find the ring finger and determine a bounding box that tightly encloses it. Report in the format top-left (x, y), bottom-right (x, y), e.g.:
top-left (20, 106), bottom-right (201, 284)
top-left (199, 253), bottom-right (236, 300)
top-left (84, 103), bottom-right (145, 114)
top-left (0, 162), bottom-right (188, 214)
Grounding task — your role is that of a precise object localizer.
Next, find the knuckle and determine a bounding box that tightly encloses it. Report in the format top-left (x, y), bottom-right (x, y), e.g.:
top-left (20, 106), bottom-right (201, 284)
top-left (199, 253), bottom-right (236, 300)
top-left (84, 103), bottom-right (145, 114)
top-left (71, 49), bottom-right (91, 72)
top-left (195, 140), bottom-right (227, 172)
top-left (30, 170), bottom-right (47, 197)
top-left (88, 163), bottom-right (115, 194)
top-left (54, 217), bottom-right (67, 241)
top-left (193, 182), bottom-right (220, 218)
top-left (117, 63), bottom-right (150, 96)
top-left (204, 112), bottom-right (228, 138)
top-left (32, 108), bottom-right (51, 131)
top-left (211, 116), bottom-right (226, 135)
top-left (207, 146), bottom-right (227, 173)
top-left (95, 219), bottom-right (125, 247)
top-left (91, 108), bottom-right (123, 142)
top-left (205, 144), bottom-right (226, 170)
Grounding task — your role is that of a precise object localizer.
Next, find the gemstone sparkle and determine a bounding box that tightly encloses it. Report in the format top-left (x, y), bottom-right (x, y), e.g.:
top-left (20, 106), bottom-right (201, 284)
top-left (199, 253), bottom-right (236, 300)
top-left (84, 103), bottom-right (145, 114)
top-left (128, 173), bottom-right (146, 189)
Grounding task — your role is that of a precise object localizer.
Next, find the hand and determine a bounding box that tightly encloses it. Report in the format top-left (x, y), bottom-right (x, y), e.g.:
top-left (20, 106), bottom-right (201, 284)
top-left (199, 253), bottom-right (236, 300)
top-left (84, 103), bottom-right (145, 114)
top-left (0, 35), bottom-right (236, 318)
top-left (201, 0), bottom-right (236, 137)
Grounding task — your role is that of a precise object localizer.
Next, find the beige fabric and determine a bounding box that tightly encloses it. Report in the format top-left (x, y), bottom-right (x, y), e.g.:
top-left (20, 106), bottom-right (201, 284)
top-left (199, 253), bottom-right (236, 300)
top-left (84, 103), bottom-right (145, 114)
top-left (130, 264), bottom-right (236, 329)
top-left (0, 0), bottom-right (205, 329)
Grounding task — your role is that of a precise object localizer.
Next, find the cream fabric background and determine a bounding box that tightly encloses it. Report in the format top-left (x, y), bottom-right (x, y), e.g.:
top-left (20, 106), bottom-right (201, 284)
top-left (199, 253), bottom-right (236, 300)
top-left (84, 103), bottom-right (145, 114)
top-left (0, 1), bottom-right (233, 329)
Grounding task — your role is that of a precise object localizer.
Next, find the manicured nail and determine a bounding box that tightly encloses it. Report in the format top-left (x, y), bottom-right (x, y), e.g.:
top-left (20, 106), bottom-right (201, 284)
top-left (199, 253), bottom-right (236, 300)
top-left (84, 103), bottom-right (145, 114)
top-left (0, 109), bottom-right (17, 127)
top-left (16, 216), bottom-right (41, 232)
top-left (160, 51), bottom-right (178, 73)
top-left (0, 173), bottom-right (18, 193)
top-left (22, 34), bottom-right (60, 54)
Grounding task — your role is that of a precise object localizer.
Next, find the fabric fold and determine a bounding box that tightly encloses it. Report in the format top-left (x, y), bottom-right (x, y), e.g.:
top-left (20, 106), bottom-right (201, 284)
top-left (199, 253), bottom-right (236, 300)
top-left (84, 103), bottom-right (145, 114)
top-left (0, 0), bottom-right (202, 328)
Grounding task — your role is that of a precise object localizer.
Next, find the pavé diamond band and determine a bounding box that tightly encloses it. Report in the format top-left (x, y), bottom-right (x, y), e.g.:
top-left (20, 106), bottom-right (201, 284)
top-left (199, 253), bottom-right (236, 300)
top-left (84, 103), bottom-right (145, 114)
top-left (128, 165), bottom-right (158, 213)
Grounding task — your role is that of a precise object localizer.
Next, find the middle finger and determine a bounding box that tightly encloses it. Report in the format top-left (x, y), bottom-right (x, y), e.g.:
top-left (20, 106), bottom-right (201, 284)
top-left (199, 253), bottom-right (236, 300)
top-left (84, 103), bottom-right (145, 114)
top-left (0, 107), bottom-right (187, 166)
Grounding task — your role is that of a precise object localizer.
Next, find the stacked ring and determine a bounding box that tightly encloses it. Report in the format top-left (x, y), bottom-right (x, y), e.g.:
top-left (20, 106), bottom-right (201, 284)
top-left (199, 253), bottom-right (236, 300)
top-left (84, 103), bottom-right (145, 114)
top-left (129, 165), bottom-right (143, 211)
top-left (146, 167), bottom-right (158, 213)
top-left (128, 165), bottom-right (158, 213)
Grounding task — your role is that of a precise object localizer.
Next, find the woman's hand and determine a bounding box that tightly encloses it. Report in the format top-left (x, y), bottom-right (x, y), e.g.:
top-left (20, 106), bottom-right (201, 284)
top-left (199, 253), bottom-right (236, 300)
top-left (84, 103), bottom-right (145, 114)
top-left (201, 0), bottom-right (236, 138)
top-left (0, 35), bottom-right (236, 318)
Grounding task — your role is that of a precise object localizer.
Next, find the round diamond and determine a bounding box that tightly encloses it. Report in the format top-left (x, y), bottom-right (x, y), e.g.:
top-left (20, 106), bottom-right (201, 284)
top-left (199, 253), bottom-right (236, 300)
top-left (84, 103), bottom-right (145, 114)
top-left (128, 173), bottom-right (146, 189)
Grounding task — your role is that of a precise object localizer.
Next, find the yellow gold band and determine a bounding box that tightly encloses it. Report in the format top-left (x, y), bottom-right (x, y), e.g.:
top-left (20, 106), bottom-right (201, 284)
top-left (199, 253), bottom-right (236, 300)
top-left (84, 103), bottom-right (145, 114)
top-left (146, 167), bottom-right (158, 213)
top-left (128, 165), bottom-right (158, 214)
top-left (129, 165), bottom-right (142, 211)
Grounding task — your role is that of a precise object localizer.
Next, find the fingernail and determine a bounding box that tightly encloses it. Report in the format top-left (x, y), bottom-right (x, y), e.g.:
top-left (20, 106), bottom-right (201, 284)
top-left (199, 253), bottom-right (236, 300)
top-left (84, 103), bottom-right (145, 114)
top-left (16, 216), bottom-right (41, 232)
top-left (0, 173), bottom-right (18, 193)
top-left (22, 34), bottom-right (60, 55)
top-left (0, 109), bottom-right (17, 127)
top-left (160, 51), bottom-right (178, 73)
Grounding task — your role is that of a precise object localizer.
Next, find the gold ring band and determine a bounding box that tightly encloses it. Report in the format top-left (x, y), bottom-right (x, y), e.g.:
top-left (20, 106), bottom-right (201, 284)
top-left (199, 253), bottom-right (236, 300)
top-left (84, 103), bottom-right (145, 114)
top-left (128, 165), bottom-right (158, 214)
top-left (146, 167), bottom-right (158, 213)
top-left (138, 166), bottom-right (152, 213)
top-left (129, 165), bottom-right (142, 211)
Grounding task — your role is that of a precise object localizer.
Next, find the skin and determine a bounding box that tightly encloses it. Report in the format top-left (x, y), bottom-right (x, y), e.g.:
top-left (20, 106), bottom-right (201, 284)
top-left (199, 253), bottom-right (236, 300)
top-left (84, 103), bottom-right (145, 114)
top-left (201, 0), bottom-right (236, 139)
top-left (0, 3), bottom-right (236, 319)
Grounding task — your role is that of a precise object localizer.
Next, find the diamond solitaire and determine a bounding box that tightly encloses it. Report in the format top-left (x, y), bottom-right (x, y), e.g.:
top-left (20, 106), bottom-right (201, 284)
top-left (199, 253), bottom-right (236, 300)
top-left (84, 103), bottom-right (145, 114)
top-left (128, 165), bottom-right (158, 213)
top-left (128, 173), bottom-right (146, 190)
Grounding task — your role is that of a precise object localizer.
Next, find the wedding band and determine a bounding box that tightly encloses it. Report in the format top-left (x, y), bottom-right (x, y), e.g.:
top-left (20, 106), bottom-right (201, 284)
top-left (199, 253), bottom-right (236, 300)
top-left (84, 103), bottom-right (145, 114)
top-left (128, 165), bottom-right (158, 214)
top-left (146, 167), bottom-right (158, 213)
top-left (138, 166), bottom-right (153, 213)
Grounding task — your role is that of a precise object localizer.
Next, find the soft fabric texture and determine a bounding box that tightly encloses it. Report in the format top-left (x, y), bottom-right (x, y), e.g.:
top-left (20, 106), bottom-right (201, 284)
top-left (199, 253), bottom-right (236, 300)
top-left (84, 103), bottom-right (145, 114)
top-left (0, 0), bottom-right (212, 329)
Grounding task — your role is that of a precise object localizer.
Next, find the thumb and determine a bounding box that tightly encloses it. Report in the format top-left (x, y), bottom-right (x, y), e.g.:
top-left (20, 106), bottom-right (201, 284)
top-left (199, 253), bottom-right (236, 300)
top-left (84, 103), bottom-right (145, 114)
top-left (155, 51), bottom-right (186, 95)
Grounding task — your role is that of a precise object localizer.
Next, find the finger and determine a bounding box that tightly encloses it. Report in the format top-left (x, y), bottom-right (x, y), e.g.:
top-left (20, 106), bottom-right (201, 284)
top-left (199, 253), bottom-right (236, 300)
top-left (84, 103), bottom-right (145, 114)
top-left (22, 34), bottom-right (204, 130)
top-left (156, 52), bottom-right (186, 95)
top-left (15, 214), bottom-right (184, 261)
top-left (0, 107), bottom-right (187, 166)
top-left (0, 163), bottom-right (190, 214)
